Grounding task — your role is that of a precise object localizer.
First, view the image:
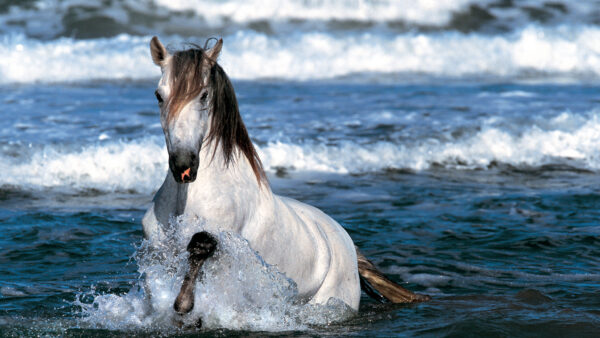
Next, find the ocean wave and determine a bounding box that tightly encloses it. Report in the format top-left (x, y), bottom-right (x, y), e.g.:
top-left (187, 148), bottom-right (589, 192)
top-left (154, 0), bottom-right (472, 26)
top-left (221, 25), bottom-right (600, 80)
top-left (3, 0), bottom-right (600, 39)
top-left (0, 34), bottom-right (155, 83)
top-left (2, 113), bottom-right (600, 193)
top-left (258, 115), bottom-right (600, 173)
top-left (0, 138), bottom-right (168, 193)
top-left (3, 25), bottom-right (600, 84)
top-left (1, 0), bottom-right (475, 39)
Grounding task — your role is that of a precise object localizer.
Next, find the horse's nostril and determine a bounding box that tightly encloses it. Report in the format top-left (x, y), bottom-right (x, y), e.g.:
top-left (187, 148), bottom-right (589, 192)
top-left (181, 168), bottom-right (191, 182)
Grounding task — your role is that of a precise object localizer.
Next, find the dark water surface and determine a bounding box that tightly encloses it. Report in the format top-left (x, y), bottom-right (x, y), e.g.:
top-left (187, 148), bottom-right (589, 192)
top-left (1, 81), bottom-right (600, 336)
top-left (3, 0), bottom-right (600, 335)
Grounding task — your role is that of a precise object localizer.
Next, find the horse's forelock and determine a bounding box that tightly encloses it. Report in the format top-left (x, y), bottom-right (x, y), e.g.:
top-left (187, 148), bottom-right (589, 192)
top-left (166, 46), bottom-right (207, 123)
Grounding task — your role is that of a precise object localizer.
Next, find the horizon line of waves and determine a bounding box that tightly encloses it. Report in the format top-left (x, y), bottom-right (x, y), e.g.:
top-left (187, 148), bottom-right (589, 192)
top-left (3, 25), bottom-right (600, 83)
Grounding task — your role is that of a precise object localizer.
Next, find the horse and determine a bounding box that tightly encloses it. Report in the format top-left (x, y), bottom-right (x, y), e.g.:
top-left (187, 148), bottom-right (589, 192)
top-left (141, 36), bottom-right (429, 320)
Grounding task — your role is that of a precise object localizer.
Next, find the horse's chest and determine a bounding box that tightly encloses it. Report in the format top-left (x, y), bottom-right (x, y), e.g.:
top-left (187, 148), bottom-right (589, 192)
top-left (153, 174), bottom-right (258, 234)
top-left (183, 183), bottom-right (245, 229)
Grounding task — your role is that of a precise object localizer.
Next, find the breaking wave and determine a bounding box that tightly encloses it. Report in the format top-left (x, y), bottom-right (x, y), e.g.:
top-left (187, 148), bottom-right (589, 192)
top-left (3, 24), bottom-right (600, 83)
top-left (2, 111), bottom-right (600, 193)
top-left (3, 0), bottom-right (600, 83)
top-left (259, 114), bottom-right (600, 172)
top-left (153, 0), bottom-right (472, 26)
top-left (2, 0), bottom-right (599, 38)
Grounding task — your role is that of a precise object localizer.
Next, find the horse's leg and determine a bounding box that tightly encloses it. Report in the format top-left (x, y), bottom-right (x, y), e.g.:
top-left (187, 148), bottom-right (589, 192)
top-left (173, 231), bottom-right (217, 315)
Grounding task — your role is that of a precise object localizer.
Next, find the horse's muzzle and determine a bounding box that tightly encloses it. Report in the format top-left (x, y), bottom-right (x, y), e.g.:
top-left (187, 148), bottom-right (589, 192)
top-left (169, 152), bottom-right (199, 184)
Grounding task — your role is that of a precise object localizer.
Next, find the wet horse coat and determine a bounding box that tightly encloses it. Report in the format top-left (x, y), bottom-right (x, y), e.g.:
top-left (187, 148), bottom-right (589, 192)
top-left (142, 37), bottom-right (427, 315)
top-left (142, 37), bottom-right (361, 310)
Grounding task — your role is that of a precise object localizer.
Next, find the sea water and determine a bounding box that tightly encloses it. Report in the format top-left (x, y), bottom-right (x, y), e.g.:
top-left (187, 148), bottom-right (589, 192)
top-left (1, 0), bottom-right (600, 336)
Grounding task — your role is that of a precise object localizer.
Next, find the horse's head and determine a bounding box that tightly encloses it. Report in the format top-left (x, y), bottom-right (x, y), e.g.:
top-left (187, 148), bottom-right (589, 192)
top-left (150, 36), bottom-right (223, 183)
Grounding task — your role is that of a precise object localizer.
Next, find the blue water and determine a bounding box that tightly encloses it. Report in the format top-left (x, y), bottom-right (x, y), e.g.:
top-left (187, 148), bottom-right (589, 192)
top-left (1, 80), bottom-right (600, 336)
top-left (2, 0), bottom-right (600, 336)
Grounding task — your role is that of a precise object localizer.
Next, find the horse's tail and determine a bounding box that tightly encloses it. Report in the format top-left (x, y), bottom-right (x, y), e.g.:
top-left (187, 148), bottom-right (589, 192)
top-left (356, 247), bottom-right (431, 303)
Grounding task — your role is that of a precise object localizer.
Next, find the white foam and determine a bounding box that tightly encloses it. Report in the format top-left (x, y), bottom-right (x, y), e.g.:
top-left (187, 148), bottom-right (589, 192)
top-left (3, 25), bottom-right (600, 83)
top-left (499, 91), bottom-right (537, 98)
top-left (0, 137), bottom-right (168, 193)
top-left (405, 273), bottom-right (451, 287)
top-left (155, 0), bottom-right (474, 26)
top-left (0, 34), bottom-right (157, 83)
top-left (0, 286), bottom-right (26, 297)
top-left (3, 111), bottom-right (600, 194)
top-left (222, 25), bottom-right (600, 80)
top-left (77, 216), bottom-right (353, 331)
top-left (258, 111), bottom-right (600, 172)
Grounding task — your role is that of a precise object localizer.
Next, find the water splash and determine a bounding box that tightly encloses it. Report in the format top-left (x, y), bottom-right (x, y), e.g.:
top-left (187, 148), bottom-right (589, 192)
top-left (3, 25), bottom-right (600, 83)
top-left (4, 110), bottom-right (600, 195)
top-left (76, 216), bottom-right (354, 332)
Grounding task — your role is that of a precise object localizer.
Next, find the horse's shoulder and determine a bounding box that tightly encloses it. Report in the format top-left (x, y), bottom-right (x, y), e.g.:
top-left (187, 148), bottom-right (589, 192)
top-left (274, 195), bottom-right (346, 241)
top-left (277, 195), bottom-right (326, 218)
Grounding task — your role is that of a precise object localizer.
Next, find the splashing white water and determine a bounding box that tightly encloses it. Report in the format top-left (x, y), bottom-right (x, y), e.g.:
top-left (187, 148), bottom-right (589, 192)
top-left (76, 216), bottom-right (353, 332)
top-left (0, 137), bottom-right (167, 193)
top-left (3, 25), bottom-right (600, 83)
top-left (3, 111), bottom-right (600, 194)
top-left (155, 0), bottom-right (474, 26)
top-left (259, 112), bottom-right (600, 172)
top-left (0, 34), bottom-right (155, 83)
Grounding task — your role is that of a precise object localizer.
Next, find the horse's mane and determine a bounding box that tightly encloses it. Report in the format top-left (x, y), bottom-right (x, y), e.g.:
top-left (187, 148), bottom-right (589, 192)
top-left (167, 44), bottom-right (266, 185)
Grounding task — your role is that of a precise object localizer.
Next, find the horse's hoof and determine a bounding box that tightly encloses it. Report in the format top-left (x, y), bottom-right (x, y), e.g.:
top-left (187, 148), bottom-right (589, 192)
top-left (187, 231), bottom-right (217, 261)
top-left (174, 295), bottom-right (194, 314)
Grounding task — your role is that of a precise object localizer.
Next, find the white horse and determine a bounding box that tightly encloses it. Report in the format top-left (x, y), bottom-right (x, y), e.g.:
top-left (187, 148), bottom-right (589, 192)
top-left (142, 36), bottom-right (428, 318)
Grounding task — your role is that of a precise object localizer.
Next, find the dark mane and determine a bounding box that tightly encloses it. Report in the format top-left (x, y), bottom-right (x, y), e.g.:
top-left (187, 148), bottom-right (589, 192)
top-left (207, 63), bottom-right (266, 185)
top-left (168, 44), bottom-right (266, 185)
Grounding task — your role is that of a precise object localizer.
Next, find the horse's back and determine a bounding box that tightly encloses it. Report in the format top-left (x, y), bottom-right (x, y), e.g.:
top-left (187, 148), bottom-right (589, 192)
top-left (275, 195), bottom-right (360, 310)
top-left (278, 196), bottom-right (355, 254)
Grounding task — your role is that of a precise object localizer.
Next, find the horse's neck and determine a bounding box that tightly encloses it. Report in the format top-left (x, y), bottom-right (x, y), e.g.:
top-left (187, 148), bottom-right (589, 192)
top-left (172, 140), bottom-right (269, 231)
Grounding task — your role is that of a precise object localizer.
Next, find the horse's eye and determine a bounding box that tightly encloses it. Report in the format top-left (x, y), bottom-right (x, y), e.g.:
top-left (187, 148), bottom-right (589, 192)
top-left (200, 92), bottom-right (208, 102)
top-left (155, 90), bottom-right (163, 104)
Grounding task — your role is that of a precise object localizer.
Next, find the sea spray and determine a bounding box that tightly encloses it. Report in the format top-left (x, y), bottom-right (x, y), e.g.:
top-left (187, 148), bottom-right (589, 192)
top-left (76, 216), bottom-right (354, 332)
top-left (0, 137), bottom-right (168, 193)
top-left (4, 110), bottom-right (600, 195)
top-left (3, 25), bottom-right (600, 83)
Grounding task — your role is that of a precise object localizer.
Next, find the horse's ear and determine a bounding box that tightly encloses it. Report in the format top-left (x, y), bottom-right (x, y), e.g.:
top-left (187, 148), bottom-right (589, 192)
top-left (205, 38), bottom-right (223, 64)
top-left (150, 36), bottom-right (168, 66)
